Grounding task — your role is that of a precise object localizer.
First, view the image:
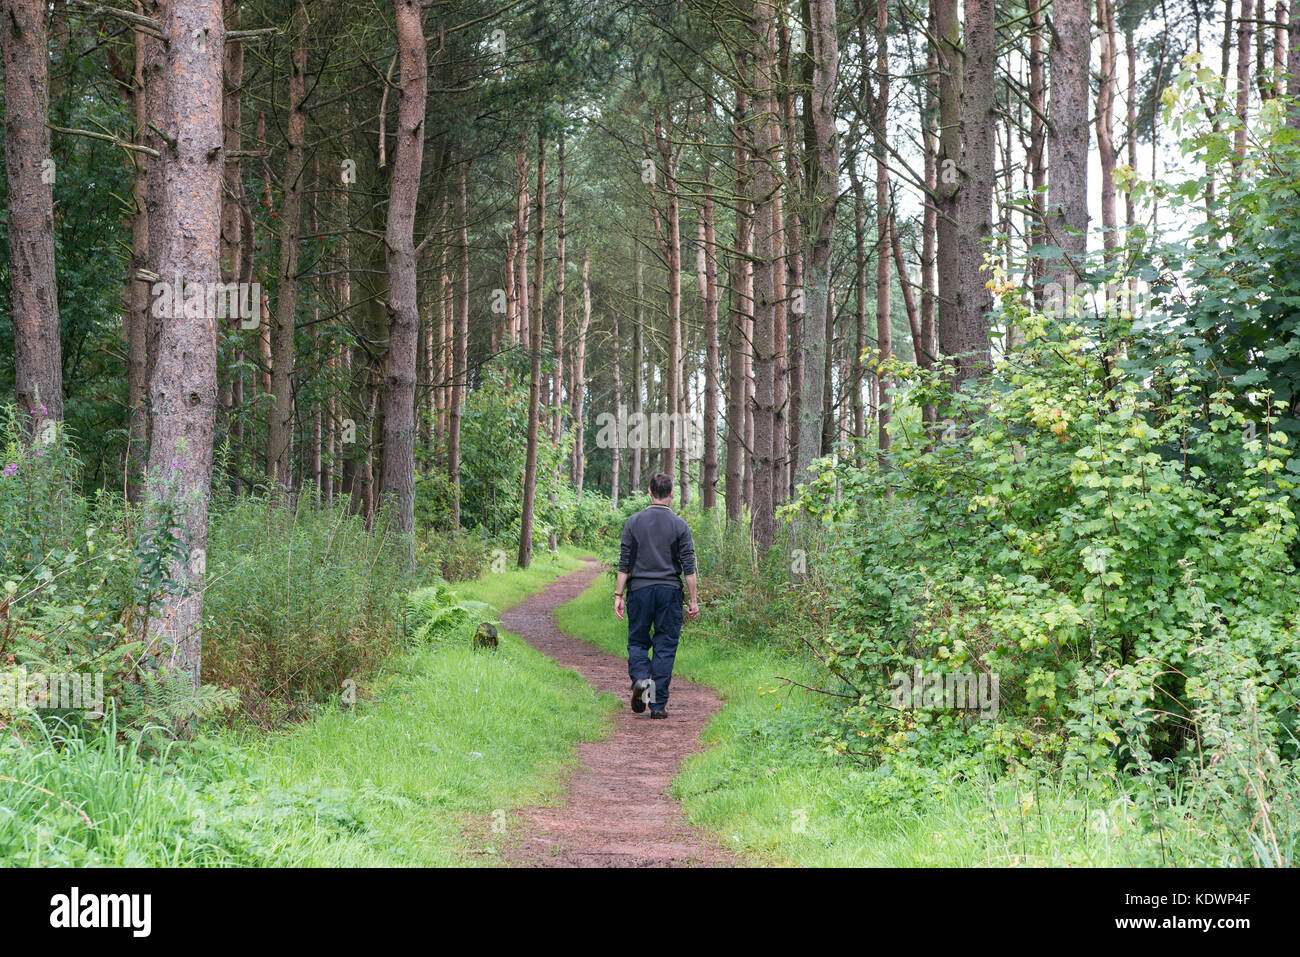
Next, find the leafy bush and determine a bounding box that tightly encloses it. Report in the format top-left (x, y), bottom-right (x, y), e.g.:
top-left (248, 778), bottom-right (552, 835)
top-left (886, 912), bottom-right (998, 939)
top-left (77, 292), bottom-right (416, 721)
top-left (403, 582), bottom-right (495, 643)
top-left (782, 251), bottom-right (1299, 861)
top-left (0, 412), bottom-right (237, 741)
top-left (416, 530), bottom-right (490, 583)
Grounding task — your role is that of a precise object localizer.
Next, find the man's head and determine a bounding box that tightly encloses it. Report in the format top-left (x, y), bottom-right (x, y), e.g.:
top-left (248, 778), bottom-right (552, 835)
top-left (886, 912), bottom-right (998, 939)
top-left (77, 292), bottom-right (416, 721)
top-left (649, 472), bottom-right (673, 504)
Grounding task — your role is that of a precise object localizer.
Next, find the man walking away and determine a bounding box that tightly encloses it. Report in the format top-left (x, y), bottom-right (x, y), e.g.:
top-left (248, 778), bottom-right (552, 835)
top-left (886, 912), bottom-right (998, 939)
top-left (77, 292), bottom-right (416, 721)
top-left (613, 472), bottom-right (699, 718)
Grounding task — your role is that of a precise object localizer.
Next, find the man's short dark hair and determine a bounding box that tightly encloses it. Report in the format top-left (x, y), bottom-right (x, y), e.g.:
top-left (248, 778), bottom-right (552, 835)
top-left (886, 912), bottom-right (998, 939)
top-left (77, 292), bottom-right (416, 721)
top-left (649, 472), bottom-right (673, 500)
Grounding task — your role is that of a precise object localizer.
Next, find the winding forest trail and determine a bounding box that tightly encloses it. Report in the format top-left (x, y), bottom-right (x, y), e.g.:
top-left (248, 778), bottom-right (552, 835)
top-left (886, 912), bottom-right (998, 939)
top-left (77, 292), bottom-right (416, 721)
top-left (491, 559), bottom-right (740, 867)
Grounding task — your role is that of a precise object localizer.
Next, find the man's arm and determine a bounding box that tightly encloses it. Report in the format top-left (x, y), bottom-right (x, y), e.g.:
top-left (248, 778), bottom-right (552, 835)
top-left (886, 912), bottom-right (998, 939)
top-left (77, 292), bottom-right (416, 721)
top-left (614, 570), bottom-right (629, 621)
top-left (680, 522), bottom-right (699, 619)
top-left (615, 517), bottom-right (635, 621)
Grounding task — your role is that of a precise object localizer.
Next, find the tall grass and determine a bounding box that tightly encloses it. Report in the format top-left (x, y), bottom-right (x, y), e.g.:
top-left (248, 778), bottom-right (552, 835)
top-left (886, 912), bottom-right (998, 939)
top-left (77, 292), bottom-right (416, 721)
top-left (202, 495), bottom-right (410, 727)
top-left (2, 544), bottom-right (611, 867)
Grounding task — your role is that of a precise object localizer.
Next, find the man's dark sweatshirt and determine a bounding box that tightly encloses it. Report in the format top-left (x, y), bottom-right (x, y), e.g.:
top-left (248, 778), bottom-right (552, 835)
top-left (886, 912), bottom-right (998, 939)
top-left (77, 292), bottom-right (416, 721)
top-left (619, 504), bottom-right (695, 594)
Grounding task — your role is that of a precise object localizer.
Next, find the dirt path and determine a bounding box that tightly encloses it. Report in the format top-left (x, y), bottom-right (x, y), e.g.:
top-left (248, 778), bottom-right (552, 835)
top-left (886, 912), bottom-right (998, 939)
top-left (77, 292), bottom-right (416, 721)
top-left (493, 559), bottom-right (739, 867)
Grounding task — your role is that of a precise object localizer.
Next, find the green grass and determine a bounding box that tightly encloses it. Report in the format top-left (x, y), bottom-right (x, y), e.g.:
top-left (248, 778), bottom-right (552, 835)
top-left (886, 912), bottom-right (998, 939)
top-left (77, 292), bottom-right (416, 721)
top-left (9, 545), bottom-right (1215, 867)
top-left (1, 546), bottom-right (617, 867)
top-left (555, 575), bottom-right (1198, 866)
top-left (230, 545), bottom-right (615, 865)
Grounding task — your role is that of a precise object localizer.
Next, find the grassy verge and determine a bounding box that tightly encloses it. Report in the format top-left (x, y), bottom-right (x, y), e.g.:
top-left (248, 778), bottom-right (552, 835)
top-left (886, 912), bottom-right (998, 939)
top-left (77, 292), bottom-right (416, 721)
top-left (1, 547), bottom-right (616, 867)
top-left (231, 545), bottom-right (615, 865)
top-left (556, 574), bottom-right (1191, 866)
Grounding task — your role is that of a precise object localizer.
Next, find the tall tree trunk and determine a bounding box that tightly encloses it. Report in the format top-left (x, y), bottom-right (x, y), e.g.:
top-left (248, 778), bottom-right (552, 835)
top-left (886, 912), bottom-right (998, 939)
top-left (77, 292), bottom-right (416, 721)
top-left (953, 0), bottom-right (995, 381)
top-left (1234, 0), bottom-right (1255, 171)
top-left (920, 5), bottom-right (938, 424)
top-left (1274, 3), bottom-right (1287, 104)
top-left (505, 177), bottom-right (519, 341)
top-left (518, 131), bottom-right (546, 568)
top-left (1047, 0), bottom-right (1091, 282)
top-left (572, 250), bottom-right (591, 497)
top-left (700, 185), bottom-right (721, 509)
top-left (449, 160), bottom-right (470, 529)
top-left (610, 269), bottom-right (622, 506)
top-left (516, 134), bottom-right (531, 351)
top-left (1028, 0), bottom-right (1047, 300)
top-left (794, 0), bottom-right (838, 486)
top-left (220, 0), bottom-right (246, 495)
top-left (1126, 23), bottom-right (1138, 244)
top-left (743, 230), bottom-right (756, 508)
top-left (126, 16), bottom-right (154, 501)
top-left (725, 87), bottom-right (750, 522)
top-left (140, 0), bottom-right (224, 690)
top-left (1098, 0), bottom-right (1118, 258)
top-left (653, 115), bottom-right (682, 484)
top-left (751, 0), bottom-right (779, 550)
top-left (2, 0), bottom-right (63, 435)
top-left (873, 0), bottom-right (892, 456)
top-left (310, 156), bottom-right (322, 494)
top-left (631, 236), bottom-right (645, 494)
top-left (770, 181), bottom-right (787, 506)
top-left (783, 13), bottom-right (805, 502)
top-left (268, 0), bottom-right (308, 487)
top-left (933, 0), bottom-right (964, 379)
top-left (851, 170), bottom-right (866, 452)
top-left (380, 0), bottom-right (427, 552)
top-left (554, 132), bottom-right (567, 445)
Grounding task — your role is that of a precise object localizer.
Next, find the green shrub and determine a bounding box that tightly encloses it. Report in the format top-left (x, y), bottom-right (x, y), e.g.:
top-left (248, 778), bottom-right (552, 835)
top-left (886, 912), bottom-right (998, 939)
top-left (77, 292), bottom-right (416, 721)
top-left (404, 582), bottom-right (495, 643)
top-left (201, 495), bottom-right (408, 727)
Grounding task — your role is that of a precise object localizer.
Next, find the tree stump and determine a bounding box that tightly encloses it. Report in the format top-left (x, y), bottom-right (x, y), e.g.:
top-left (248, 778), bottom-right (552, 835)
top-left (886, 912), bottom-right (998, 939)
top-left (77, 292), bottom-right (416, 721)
top-left (473, 621), bottom-right (499, 650)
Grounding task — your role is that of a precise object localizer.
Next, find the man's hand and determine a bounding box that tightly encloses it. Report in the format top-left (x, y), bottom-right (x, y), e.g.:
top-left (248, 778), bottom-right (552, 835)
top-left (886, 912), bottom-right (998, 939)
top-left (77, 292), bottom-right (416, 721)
top-left (614, 595), bottom-right (625, 621)
top-left (684, 573), bottom-right (699, 621)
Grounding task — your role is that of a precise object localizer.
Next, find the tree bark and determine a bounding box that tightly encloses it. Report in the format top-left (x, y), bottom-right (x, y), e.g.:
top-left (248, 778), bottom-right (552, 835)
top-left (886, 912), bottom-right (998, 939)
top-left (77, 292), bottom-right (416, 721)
top-left (518, 131), bottom-right (546, 568)
top-left (554, 132), bottom-right (567, 445)
top-left (850, 169), bottom-right (866, 452)
top-left (631, 236), bottom-right (645, 494)
top-left (610, 263), bottom-right (621, 506)
top-left (1046, 0), bottom-right (1091, 280)
top-left (126, 16), bottom-right (154, 500)
top-left (793, 0), bottom-right (838, 487)
top-left (267, 0), bottom-right (308, 487)
top-left (652, 115), bottom-right (683, 484)
top-left (571, 250), bottom-right (591, 497)
top-left (1234, 0), bottom-right (1255, 170)
top-left (2, 0), bottom-right (63, 435)
top-left (140, 0), bottom-right (224, 689)
top-left (750, 0), bottom-right (779, 550)
top-left (873, 0), bottom-right (892, 456)
top-left (700, 184), bottom-right (721, 509)
top-left (380, 0), bottom-right (427, 551)
top-left (933, 0), bottom-right (962, 382)
top-left (449, 160), bottom-right (470, 529)
top-left (725, 86), bottom-right (750, 523)
top-left (953, 0), bottom-right (995, 381)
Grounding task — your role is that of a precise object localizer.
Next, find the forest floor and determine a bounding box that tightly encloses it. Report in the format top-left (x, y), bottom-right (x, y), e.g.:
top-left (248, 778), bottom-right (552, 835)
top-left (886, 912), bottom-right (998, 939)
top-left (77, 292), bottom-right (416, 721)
top-left (482, 560), bottom-right (741, 867)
